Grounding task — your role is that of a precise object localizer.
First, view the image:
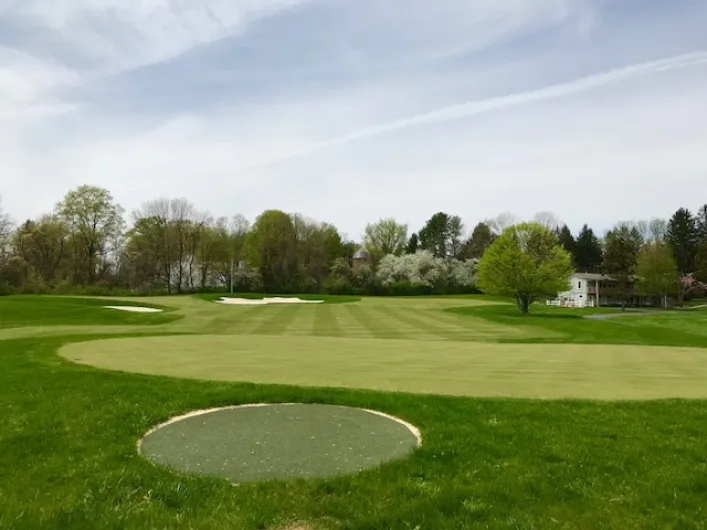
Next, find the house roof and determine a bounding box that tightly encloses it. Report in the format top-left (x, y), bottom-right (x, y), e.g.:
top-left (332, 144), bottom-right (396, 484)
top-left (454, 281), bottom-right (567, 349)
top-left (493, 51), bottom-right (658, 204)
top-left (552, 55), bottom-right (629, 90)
top-left (574, 272), bottom-right (612, 281)
top-left (352, 248), bottom-right (370, 260)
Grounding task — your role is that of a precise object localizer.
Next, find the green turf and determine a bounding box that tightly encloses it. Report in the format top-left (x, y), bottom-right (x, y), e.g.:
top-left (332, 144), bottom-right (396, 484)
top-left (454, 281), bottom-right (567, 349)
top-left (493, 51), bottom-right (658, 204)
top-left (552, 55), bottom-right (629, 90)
top-left (3, 294), bottom-right (707, 528)
top-left (0, 295), bottom-right (181, 329)
top-left (0, 295), bottom-right (548, 341)
top-left (448, 304), bottom-right (707, 347)
top-left (140, 404), bottom-right (419, 483)
top-left (61, 334), bottom-right (707, 400)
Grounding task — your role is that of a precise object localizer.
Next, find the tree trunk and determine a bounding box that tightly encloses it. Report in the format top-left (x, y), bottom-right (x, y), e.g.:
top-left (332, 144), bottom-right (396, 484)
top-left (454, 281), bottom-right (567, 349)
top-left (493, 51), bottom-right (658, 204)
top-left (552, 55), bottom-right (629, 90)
top-left (515, 295), bottom-right (530, 314)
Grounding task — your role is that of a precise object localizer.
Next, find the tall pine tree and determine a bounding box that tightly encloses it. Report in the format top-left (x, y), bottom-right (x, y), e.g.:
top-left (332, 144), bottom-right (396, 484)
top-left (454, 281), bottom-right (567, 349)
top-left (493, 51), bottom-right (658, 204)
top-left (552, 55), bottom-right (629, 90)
top-left (574, 224), bottom-right (603, 272)
top-left (418, 212), bottom-right (464, 258)
top-left (405, 233), bottom-right (419, 254)
top-left (556, 225), bottom-right (577, 266)
top-left (666, 208), bottom-right (698, 274)
top-left (695, 204), bottom-right (707, 245)
top-left (463, 222), bottom-right (496, 259)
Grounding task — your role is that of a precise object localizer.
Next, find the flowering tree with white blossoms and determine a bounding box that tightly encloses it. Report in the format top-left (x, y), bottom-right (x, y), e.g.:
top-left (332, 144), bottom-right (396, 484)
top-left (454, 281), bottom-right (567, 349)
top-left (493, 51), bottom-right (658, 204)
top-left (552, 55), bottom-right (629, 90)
top-left (376, 250), bottom-right (477, 290)
top-left (449, 257), bottom-right (479, 287)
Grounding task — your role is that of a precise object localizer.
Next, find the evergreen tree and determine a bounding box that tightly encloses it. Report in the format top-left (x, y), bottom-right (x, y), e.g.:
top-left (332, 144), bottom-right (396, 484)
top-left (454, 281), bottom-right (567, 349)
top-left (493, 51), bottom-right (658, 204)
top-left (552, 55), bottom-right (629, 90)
top-left (418, 212), bottom-right (464, 258)
top-left (574, 225), bottom-right (603, 272)
top-left (463, 222), bottom-right (496, 259)
top-left (695, 204), bottom-right (707, 245)
top-left (556, 225), bottom-right (577, 265)
top-left (405, 233), bottom-right (419, 254)
top-left (694, 243), bottom-right (707, 284)
top-left (666, 208), bottom-right (698, 274)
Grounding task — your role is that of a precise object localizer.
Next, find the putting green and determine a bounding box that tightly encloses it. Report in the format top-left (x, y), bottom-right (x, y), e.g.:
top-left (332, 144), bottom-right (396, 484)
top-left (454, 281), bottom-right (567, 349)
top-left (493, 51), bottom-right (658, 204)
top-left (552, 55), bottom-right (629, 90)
top-left (139, 404), bottom-right (420, 483)
top-left (61, 334), bottom-right (707, 400)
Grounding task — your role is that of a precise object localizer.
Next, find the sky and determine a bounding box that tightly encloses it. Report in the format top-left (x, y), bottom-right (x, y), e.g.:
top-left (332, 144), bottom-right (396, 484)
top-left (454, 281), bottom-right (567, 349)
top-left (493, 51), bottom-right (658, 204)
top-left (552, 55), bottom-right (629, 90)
top-left (2, 0), bottom-right (707, 240)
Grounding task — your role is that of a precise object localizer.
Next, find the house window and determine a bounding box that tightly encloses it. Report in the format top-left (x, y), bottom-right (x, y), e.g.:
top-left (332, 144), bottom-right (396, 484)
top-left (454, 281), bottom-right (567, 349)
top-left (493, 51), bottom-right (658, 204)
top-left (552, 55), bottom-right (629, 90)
top-left (578, 281), bottom-right (582, 289)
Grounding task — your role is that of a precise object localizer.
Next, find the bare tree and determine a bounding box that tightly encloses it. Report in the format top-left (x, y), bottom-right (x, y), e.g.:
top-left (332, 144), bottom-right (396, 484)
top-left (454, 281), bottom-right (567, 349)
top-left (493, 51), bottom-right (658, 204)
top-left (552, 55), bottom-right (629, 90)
top-left (0, 197), bottom-right (13, 259)
top-left (631, 218), bottom-right (667, 245)
top-left (533, 211), bottom-right (562, 231)
top-left (231, 214), bottom-right (250, 237)
top-left (486, 212), bottom-right (518, 235)
top-left (363, 218), bottom-right (408, 261)
top-left (648, 218), bottom-right (668, 243)
top-left (169, 198), bottom-right (195, 292)
top-left (186, 209), bottom-right (210, 290)
top-left (132, 198), bottom-right (174, 292)
top-left (132, 197), bottom-right (198, 293)
top-left (14, 215), bottom-right (68, 283)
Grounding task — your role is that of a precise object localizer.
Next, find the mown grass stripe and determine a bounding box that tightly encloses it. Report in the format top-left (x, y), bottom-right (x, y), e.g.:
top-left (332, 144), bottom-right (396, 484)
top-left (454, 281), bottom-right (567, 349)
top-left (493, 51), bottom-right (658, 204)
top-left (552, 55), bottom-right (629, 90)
top-left (250, 305), bottom-right (304, 335)
top-left (204, 306), bottom-right (276, 335)
top-left (342, 304), bottom-right (406, 339)
top-left (312, 304), bottom-right (343, 337)
top-left (364, 307), bottom-right (446, 341)
top-left (282, 307), bottom-right (317, 336)
top-left (373, 306), bottom-right (475, 341)
top-left (406, 306), bottom-right (546, 341)
top-left (419, 307), bottom-right (509, 333)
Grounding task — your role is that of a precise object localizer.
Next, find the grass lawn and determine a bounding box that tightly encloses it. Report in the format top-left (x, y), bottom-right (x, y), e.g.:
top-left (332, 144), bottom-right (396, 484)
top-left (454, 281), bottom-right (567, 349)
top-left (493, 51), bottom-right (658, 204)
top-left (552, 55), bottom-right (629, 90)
top-left (449, 304), bottom-right (707, 347)
top-left (62, 334), bottom-right (707, 399)
top-left (2, 295), bottom-right (707, 529)
top-left (0, 295), bottom-right (180, 329)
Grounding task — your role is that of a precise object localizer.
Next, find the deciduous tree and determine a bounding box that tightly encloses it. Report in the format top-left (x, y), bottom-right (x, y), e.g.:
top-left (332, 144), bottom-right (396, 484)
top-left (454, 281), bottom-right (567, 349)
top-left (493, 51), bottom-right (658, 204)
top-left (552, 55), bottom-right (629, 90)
top-left (56, 185), bottom-right (125, 284)
top-left (603, 224), bottom-right (642, 309)
top-left (292, 215), bottom-right (346, 292)
top-left (476, 222), bottom-right (574, 314)
top-left (486, 212), bottom-right (517, 235)
top-left (13, 216), bottom-right (68, 283)
top-left (0, 197), bottom-right (12, 258)
top-left (636, 242), bottom-right (678, 308)
top-left (363, 218), bottom-right (408, 262)
top-left (123, 216), bottom-right (167, 290)
top-left (245, 210), bottom-right (299, 292)
top-left (533, 211), bottom-right (562, 231)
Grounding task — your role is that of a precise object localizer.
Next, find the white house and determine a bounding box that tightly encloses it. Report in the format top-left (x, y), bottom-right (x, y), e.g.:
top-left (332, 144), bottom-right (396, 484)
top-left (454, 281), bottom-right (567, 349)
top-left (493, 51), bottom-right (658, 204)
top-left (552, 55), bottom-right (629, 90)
top-left (549, 272), bottom-right (650, 308)
top-left (549, 273), bottom-right (603, 308)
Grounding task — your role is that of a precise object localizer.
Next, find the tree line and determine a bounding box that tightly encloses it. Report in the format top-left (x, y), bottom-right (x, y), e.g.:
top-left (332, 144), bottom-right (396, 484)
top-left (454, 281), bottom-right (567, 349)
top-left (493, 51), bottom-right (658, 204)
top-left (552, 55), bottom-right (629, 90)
top-left (1, 185), bottom-right (706, 300)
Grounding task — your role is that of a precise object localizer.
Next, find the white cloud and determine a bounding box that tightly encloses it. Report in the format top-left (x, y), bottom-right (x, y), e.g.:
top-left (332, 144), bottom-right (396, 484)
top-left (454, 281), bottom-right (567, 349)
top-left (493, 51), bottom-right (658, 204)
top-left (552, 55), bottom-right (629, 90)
top-left (221, 50), bottom-right (707, 171)
top-left (0, 47), bottom-right (79, 120)
top-left (11, 0), bottom-right (309, 72)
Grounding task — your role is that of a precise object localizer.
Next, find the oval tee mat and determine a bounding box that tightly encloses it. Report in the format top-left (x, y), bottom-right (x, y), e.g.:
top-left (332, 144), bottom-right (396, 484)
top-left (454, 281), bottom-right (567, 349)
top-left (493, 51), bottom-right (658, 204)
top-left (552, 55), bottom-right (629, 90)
top-left (139, 403), bottom-right (420, 483)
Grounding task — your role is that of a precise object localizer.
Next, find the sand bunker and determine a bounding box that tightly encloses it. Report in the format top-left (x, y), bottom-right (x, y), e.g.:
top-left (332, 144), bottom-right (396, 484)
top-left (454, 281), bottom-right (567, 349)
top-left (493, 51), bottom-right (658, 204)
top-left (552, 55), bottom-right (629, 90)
top-left (217, 297), bottom-right (324, 306)
top-left (104, 306), bottom-right (163, 313)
